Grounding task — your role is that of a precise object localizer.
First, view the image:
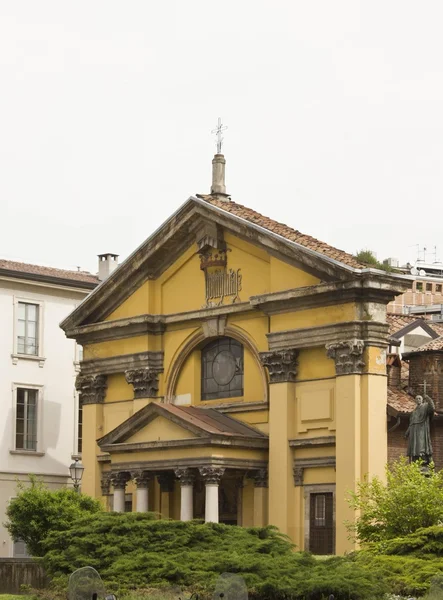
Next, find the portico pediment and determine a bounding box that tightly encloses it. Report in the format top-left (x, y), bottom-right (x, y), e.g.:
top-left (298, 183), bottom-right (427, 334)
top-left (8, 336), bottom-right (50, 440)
top-left (98, 402), bottom-right (268, 454)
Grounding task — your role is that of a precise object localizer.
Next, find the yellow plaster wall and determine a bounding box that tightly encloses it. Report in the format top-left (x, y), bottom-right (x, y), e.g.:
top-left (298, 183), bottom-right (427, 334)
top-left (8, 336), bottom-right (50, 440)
top-left (227, 315), bottom-right (269, 352)
top-left (105, 374), bottom-right (133, 402)
top-left (269, 256), bottom-right (320, 293)
top-left (159, 251), bottom-right (205, 314)
top-left (303, 467), bottom-right (336, 485)
top-left (270, 303), bottom-right (358, 332)
top-left (84, 336), bottom-right (149, 359)
top-left (298, 348), bottom-right (335, 381)
top-left (106, 280), bottom-right (155, 321)
top-left (127, 415), bottom-right (198, 443)
top-left (103, 402), bottom-right (133, 435)
top-left (296, 380), bottom-right (336, 434)
top-left (111, 445), bottom-right (268, 465)
top-left (241, 480), bottom-right (255, 527)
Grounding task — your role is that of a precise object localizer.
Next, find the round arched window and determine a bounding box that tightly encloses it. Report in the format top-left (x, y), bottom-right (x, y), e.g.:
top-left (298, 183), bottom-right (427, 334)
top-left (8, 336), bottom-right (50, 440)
top-left (201, 337), bottom-right (244, 400)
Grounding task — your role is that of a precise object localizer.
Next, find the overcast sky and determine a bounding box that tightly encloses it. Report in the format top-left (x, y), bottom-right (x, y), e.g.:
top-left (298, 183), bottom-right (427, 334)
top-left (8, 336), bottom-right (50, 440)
top-left (1, 1), bottom-right (442, 275)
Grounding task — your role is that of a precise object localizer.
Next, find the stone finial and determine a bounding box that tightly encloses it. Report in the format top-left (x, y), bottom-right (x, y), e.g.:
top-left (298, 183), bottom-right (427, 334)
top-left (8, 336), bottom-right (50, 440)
top-left (125, 368), bottom-right (160, 399)
top-left (252, 468), bottom-right (268, 488)
top-left (174, 468), bottom-right (195, 486)
top-left (75, 374), bottom-right (107, 405)
top-left (260, 349), bottom-right (299, 383)
top-left (326, 339), bottom-right (365, 375)
top-left (199, 466), bottom-right (225, 485)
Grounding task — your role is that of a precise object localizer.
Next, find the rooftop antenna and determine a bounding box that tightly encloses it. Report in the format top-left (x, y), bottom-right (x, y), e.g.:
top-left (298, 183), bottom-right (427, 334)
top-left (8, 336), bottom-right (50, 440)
top-left (423, 246), bottom-right (427, 262)
top-left (211, 117), bottom-right (227, 154)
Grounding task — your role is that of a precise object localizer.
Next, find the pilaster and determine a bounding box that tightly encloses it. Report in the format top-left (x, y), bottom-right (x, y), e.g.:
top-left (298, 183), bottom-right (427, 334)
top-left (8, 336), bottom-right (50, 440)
top-left (252, 469), bottom-right (268, 527)
top-left (157, 473), bottom-right (174, 519)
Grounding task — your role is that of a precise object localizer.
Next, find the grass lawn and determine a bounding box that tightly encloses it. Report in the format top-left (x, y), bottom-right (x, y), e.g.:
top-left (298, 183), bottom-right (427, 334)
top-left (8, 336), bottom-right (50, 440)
top-left (0, 596), bottom-right (26, 600)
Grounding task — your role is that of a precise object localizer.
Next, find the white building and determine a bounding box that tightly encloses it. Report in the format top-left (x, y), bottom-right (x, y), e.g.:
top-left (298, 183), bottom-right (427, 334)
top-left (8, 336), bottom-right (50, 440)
top-left (0, 258), bottom-right (99, 557)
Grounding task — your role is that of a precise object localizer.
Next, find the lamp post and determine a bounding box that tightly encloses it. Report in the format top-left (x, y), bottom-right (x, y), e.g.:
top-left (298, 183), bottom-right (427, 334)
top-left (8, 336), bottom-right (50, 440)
top-left (69, 457), bottom-right (85, 493)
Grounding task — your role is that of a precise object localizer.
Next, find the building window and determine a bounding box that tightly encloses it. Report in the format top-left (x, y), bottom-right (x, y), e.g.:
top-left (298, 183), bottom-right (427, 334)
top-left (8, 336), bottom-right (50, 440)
top-left (436, 284), bottom-right (442, 293)
top-left (77, 403), bottom-right (83, 454)
top-left (426, 283), bottom-right (433, 292)
top-left (16, 388), bottom-right (38, 451)
top-left (201, 337), bottom-right (243, 401)
top-left (314, 494), bottom-right (326, 526)
top-left (125, 494), bottom-right (133, 512)
top-left (17, 302), bottom-right (39, 355)
top-left (416, 282), bottom-right (423, 292)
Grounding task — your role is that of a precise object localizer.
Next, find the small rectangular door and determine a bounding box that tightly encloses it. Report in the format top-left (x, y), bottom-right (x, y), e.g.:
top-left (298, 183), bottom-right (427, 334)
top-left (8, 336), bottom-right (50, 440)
top-left (309, 492), bottom-right (334, 555)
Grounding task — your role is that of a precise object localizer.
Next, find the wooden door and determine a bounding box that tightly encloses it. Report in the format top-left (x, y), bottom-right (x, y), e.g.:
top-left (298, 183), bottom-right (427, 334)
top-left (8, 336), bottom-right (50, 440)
top-left (309, 492), bottom-right (334, 555)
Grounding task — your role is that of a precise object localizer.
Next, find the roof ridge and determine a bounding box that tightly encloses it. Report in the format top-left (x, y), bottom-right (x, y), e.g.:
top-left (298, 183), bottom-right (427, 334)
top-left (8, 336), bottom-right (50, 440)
top-left (0, 258), bottom-right (99, 285)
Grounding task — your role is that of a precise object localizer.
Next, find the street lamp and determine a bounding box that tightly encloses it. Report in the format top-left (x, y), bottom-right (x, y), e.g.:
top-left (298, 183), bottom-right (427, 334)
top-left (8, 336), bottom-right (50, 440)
top-left (69, 457), bottom-right (85, 493)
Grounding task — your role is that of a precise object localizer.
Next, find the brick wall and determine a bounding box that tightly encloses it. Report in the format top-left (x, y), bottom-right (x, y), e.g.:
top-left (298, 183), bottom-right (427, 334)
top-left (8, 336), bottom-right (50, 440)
top-left (388, 419), bottom-right (408, 465)
top-left (408, 352), bottom-right (443, 411)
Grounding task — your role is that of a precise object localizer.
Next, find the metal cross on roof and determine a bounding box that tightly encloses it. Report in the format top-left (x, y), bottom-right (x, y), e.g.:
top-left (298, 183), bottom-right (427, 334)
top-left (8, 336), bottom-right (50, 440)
top-left (211, 117), bottom-right (227, 154)
top-left (418, 380), bottom-right (429, 396)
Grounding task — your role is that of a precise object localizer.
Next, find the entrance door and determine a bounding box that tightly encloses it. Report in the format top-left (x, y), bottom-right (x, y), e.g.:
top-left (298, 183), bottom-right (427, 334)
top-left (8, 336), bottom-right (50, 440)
top-left (309, 492), bottom-right (334, 555)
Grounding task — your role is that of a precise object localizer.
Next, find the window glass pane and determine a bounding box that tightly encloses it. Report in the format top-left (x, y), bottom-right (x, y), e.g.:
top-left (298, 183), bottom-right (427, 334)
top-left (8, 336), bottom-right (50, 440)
top-left (17, 321), bottom-right (26, 337)
top-left (17, 303), bottom-right (26, 319)
top-left (26, 304), bottom-right (37, 321)
top-left (201, 338), bottom-right (244, 401)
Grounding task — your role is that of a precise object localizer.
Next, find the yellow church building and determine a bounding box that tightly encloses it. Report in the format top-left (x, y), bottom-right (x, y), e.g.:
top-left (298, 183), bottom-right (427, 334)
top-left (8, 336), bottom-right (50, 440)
top-left (61, 153), bottom-right (409, 555)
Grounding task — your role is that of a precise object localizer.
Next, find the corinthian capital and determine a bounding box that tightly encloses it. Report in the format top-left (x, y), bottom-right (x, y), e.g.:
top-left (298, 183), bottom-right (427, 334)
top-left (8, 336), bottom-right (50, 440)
top-left (75, 374), bottom-right (107, 404)
top-left (125, 368), bottom-right (160, 399)
top-left (260, 349), bottom-right (298, 383)
top-left (326, 339), bottom-right (365, 375)
top-left (199, 467), bottom-right (225, 485)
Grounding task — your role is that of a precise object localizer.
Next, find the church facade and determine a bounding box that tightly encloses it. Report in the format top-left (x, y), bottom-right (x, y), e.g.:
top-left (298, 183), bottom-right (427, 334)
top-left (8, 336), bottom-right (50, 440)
top-left (61, 154), bottom-right (409, 554)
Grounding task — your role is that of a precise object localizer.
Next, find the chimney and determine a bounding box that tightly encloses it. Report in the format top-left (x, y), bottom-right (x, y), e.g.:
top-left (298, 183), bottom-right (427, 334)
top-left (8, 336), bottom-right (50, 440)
top-left (211, 154), bottom-right (229, 198)
top-left (98, 253), bottom-right (119, 281)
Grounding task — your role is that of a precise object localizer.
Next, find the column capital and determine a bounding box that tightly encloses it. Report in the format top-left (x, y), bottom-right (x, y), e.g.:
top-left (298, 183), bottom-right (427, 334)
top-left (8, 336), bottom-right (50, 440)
top-left (260, 349), bottom-right (298, 383)
top-left (252, 468), bottom-right (268, 488)
top-left (199, 466), bottom-right (225, 485)
top-left (125, 368), bottom-right (161, 399)
top-left (100, 473), bottom-right (111, 495)
top-left (157, 472), bottom-right (175, 492)
top-left (131, 470), bottom-right (152, 489)
top-left (326, 339), bottom-right (365, 375)
top-left (110, 471), bottom-right (130, 490)
top-left (174, 467), bottom-right (195, 486)
top-left (293, 466), bottom-right (304, 487)
top-left (75, 374), bottom-right (107, 404)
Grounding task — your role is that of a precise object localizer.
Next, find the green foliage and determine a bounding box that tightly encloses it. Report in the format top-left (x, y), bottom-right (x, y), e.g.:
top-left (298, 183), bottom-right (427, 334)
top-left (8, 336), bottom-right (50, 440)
top-left (42, 513), bottom-right (387, 600)
top-left (5, 476), bottom-right (102, 557)
top-left (347, 458), bottom-right (443, 543)
top-left (354, 249), bottom-right (392, 272)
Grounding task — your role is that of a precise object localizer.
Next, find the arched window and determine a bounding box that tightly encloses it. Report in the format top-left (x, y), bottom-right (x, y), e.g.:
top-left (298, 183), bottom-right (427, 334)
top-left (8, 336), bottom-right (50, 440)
top-left (201, 337), bottom-right (244, 400)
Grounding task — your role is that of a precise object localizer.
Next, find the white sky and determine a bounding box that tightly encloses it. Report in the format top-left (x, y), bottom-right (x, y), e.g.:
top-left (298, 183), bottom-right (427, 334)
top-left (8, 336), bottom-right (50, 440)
top-left (1, 1), bottom-right (442, 274)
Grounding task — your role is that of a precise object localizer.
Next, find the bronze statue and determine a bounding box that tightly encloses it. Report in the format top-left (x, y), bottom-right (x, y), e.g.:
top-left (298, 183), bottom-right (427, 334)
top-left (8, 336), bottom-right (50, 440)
top-left (405, 394), bottom-right (435, 464)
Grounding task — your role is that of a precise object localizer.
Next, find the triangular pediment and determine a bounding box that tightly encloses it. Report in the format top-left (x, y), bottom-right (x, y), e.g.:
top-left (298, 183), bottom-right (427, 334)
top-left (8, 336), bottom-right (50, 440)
top-left (61, 196), bottom-right (365, 331)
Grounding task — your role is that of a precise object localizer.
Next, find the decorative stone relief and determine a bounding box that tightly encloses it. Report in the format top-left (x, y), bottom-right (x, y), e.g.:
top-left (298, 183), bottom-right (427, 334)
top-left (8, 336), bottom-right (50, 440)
top-left (75, 374), bottom-right (107, 405)
top-left (293, 466), bottom-right (304, 487)
top-left (326, 339), bottom-right (365, 375)
top-left (260, 349), bottom-right (299, 383)
top-left (125, 368), bottom-right (160, 398)
top-left (252, 468), bottom-right (268, 488)
top-left (174, 467), bottom-right (195, 486)
top-left (131, 470), bottom-right (151, 489)
top-left (100, 473), bottom-right (111, 495)
top-left (110, 472), bottom-right (130, 490)
top-left (199, 466), bottom-right (225, 485)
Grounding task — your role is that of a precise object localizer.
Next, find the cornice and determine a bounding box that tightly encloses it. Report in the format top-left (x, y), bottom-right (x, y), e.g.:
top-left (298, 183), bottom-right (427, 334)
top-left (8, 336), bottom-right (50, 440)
top-left (268, 320), bottom-right (390, 351)
top-left (80, 351), bottom-right (164, 376)
top-left (251, 277), bottom-right (410, 315)
top-left (289, 436), bottom-right (336, 448)
top-left (110, 456), bottom-right (268, 472)
top-left (100, 436), bottom-right (269, 454)
top-left (64, 315), bottom-right (165, 343)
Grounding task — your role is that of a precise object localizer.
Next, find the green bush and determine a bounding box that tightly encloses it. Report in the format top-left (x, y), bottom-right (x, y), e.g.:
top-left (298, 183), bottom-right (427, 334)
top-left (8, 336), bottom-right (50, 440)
top-left (5, 476), bottom-right (102, 556)
top-left (42, 513), bottom-right (387, 600)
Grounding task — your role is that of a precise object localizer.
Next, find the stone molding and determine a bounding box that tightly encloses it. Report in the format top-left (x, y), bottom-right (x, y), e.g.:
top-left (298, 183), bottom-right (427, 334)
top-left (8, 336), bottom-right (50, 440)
top-left (125, 368), bottom-right (161, 398)
top-left (64, 315), bottom-right (165, 345)
top-left (326, 339), bottom-right (365, 375)
top-left (75, 374), bottom-right (107, 405)
top-left (112, 457), bottom-right (267, 472)
top-left (267, 320), bottom-right (390, 351)
top-left (80, 351), bottom-right (164, 377)
top-left (260, 349), bottom-right (299, 383)
top-left (174, 467), bottom-right (196, 486)
top-left (199, 466), bottom-right (225, 485)
top-left (293, 457), bottom-right (336, 486)
top-left (110, 471), bottom-right (131, 490)
top-left (201, 315), bottom-right (227, 338)
top-left (157, 473), bottom-right (175, 492)
top-left (131, 470), bottom-right (151, 488)
top-left (289, 436), bottom-right (336, 449)
top-left (252, 468), bottom-right (268, 488)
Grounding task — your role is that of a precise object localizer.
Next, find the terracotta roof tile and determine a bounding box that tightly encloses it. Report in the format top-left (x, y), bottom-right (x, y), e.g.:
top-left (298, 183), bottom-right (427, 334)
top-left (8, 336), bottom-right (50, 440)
top-left (0, 259), bottom-right (99, 286)
top-left (387, 387), bottom-right (416, 414)
top-left (386, 313), bottom-right (421, 336)
top-left (202, 196), bottom-right (365, 269)
top-left (411, 336), bottom-right (443, 353)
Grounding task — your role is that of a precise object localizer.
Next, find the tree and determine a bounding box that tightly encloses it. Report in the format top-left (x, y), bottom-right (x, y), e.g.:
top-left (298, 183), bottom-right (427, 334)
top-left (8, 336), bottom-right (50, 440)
top-left (347, 458), bottom-right (443, 544)
top-left (5, 476), bottom-right (102, 556)
top-left (354, 249), bottom-right (392, 272)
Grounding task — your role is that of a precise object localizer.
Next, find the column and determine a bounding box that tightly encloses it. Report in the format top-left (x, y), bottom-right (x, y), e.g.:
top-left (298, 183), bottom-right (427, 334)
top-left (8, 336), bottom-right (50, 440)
top-left (252, 469), bottom-right (268, 527)
top-left (111, 472), bottom-right (130, 513)
top-left (157, 473), bottom-right (174, 518)
top-left (175, 468), bottom-right (195, 521)
top-left (199, 467), bottom-right (225, 523)
top-left (100, 473), bottom-right (111, 510)
top-left (75, 374), bottom-right (107, 498)
top-left (132, 470), bottom-right (151, 512)
top-left (260, 350), bottom-right (298, 540)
